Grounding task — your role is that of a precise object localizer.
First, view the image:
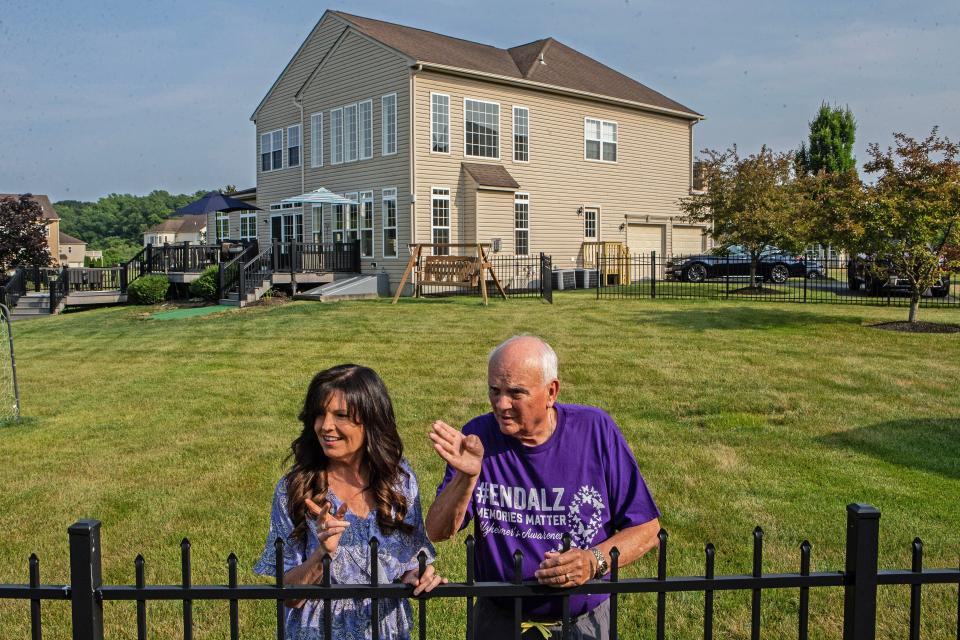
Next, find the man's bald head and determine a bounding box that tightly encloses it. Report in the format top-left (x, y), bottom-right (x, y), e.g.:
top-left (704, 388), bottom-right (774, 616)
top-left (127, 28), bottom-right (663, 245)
top-left (488, 335), bottom-right (558, 384)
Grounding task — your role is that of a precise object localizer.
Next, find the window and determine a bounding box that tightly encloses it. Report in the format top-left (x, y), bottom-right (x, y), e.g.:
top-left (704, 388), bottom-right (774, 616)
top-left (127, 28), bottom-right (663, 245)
top-left (344, 103), bottom-right (358, 162)
top-left (330, 108), bottom-right (343, 164)
top-left (359, 191), bottom-right (374, 258)
top-left (345, 192), bottom-right (359, 243)
top-left (513, 107), bottom-right (529, 162)
top-left (310, 113), bottom-right (323, 167)
top-left (585, 118), bottom-right (617, 162)
top-left (382, 93), bottom-right (397, 156)
top-left (332, 203), bottom-right (345, 243)
top-left (464, 99), bottom-right (500, 158)
top-left (382, 188), bottom-right (397, 258)
top-left (584, 209), bottom-right (597, 240)
top-left (216, 212), bottom-right (230, 242)
top-left (514, 193), bottom-right (529, 255)
top-left (287, 124), bottom-right (301, 167)
top-left (260, 129), bottom-right (283, 171)
top-left (311, 205), bottom-right (323, 243)
top-left (240, 212), bottom-right (257, 240)
top-left (358, 100), bottom-right (373, 160)
top-left (431, 188), bottom-right (450, 255)
top-left (430, 93), bottom-right (449, 153)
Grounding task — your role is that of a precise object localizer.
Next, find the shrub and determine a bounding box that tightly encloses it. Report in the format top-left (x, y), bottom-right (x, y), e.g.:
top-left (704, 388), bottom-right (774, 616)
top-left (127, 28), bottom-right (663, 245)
top-left (127, 274), bottom-right (169, 305)
top-left (188, 265), bottom-right (219, 301)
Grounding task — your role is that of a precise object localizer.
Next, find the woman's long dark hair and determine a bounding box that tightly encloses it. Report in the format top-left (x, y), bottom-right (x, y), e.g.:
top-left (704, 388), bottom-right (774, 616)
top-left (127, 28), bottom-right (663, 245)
top-left (285, 364), bottom-right (412, 544)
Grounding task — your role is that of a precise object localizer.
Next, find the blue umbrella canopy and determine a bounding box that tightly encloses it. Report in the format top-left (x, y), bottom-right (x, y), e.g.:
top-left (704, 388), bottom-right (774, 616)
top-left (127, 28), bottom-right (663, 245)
top-left (174, 191), bottom-right (261, 215)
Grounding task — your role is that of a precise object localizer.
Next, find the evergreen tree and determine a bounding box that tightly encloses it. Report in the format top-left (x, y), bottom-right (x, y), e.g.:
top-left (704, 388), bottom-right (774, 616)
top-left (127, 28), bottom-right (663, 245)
top-left (796, 103), bottom-right (857, 174)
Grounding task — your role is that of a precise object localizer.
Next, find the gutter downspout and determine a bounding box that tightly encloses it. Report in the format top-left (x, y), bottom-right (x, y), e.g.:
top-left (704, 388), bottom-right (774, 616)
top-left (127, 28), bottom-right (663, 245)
top-left (408, 65), bottom-right (420, 296)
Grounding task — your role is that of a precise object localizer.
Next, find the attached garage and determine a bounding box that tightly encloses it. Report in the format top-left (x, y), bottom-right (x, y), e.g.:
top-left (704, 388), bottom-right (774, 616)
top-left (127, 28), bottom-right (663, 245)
top-left (626, 223), bottom-right (665, 257)
top-left (672, 225), bottom-right (706, 257)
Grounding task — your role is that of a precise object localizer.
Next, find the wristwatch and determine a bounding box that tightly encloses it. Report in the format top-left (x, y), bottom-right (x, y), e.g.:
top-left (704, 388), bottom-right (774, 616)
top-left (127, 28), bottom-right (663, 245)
top-left (589, 547), bottom-right (609, 578)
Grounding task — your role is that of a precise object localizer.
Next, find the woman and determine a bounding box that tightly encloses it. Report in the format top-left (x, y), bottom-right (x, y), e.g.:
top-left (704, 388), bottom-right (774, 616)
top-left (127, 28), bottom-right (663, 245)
top-left (255, 364), bottom-right (446, 639)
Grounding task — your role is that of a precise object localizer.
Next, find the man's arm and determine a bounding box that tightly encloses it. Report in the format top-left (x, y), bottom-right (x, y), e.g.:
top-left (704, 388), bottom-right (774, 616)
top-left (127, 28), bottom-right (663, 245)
top-left (425, 420), bottom-right (484, 542)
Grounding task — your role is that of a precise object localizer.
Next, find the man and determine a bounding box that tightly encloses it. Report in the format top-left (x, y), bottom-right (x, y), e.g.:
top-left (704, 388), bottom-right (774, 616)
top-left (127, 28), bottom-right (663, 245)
top-left (426, 335), bottom-right (661, 639)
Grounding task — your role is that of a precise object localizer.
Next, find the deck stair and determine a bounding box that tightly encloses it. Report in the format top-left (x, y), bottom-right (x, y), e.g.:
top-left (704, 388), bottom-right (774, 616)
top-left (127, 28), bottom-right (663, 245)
top-left (8, 292), bottom-right (56, 321)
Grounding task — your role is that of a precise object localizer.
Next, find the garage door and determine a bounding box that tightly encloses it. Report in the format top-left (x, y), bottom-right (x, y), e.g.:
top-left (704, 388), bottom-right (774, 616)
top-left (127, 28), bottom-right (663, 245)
top-left (672, 226), bottom-right (706, 257)
top-left (626, 224), bottom-right (665, 257)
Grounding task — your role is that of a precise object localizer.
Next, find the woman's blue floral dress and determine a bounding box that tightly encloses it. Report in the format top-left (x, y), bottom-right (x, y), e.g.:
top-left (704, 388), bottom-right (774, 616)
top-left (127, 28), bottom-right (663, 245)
top-left (254, 459), bottom-right (436, 640)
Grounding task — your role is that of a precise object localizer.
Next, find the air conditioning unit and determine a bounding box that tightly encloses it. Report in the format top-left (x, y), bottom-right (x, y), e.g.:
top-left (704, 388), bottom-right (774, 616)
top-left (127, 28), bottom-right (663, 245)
top-left (575, 269), bottom-right (600, 288)
top-left (551, 269), bottom-right (576, 290)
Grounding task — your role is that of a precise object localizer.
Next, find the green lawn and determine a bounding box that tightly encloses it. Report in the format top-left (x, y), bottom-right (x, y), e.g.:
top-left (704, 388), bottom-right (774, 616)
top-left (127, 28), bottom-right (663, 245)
top-left (1, 294), bottom-right (959, 639)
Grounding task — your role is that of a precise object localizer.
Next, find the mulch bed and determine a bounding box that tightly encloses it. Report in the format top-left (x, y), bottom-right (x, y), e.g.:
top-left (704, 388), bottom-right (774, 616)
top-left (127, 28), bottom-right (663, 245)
top-left (731, 286), bottom-right (782, 295)
top-left (869, 321), bottom-right (960, 334)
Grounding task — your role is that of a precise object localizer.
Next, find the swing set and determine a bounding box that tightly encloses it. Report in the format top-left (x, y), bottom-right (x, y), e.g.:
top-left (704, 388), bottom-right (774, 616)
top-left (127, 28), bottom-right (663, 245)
top-left (391, 244), bottom-right (507, 305)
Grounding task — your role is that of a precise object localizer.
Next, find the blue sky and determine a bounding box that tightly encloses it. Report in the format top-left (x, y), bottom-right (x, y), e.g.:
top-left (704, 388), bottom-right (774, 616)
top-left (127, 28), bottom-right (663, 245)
top-left (1, 0), bottom-right (957, 202)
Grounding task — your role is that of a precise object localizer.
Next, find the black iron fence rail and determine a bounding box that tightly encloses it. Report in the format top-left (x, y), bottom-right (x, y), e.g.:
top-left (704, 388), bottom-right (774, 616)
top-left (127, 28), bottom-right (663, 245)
top-left (3, 504), bottom-right (958, 640)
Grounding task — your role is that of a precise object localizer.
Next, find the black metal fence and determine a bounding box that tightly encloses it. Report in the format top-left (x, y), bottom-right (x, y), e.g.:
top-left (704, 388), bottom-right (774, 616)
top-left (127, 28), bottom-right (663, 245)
top-left (2, 504), bottom-right (957, 640)
top-left (593, 253), bottom-right (960, 308)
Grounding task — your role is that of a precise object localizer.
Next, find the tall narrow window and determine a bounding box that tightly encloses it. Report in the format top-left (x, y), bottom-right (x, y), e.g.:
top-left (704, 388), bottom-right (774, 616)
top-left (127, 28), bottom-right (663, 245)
top-left (513, 107), bottom-right (529, 162)
top-left (358, 100), bottom-right (373, 160)
top-left (332, 203), bottom-right (345, 242)
top-left (345, 192), bottom-right (359, 242)
top-left (464, 99), bottom-right (499, 158)
top-left (382, 188), bottom-right (397, 257)
top-left (311, 205), bottom-right (323, 243)
top-left (514, 193), bottom-right (529, 255)
top-left (310, 113), bottom-right (323, 168)
top-left (240, 212), bottom-right (257, 240)
top-left (260, 129), bottom-right (283, 171)
top-left (344, 104), bottom-right (358, 162)
top-left (431, 188), bottom-right (450, 255)
top-left (382, 93), bottom-right (397, 156)
top-left (287, 124), bottom-right (301, 167)
top-left (585, 118), bottom-right (617, 162)
top-left (216, 212), bottom-right (230, 242)
top-left (431, 93), bottom-right (449, 153)
top-left (330, 108), bottom-right (343, 165)
top-left (359, 191), bottom-right (374, 258)
top-left (584, 209), bottom-right (597, 240)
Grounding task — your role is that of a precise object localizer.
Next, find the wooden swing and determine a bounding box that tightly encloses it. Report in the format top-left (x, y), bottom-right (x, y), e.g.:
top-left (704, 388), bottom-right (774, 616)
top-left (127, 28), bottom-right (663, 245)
top-left (391, 244), bottom-right (507, 305)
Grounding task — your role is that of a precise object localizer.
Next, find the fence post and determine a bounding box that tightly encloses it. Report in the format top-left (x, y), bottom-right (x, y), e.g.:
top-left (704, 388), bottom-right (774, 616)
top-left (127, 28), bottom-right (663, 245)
top-left (272, 239), bottom-right (279, 272)
top-left (651, 251), bottom-right (657, 299)
top-left (596, 249), bottom-right (601, 300)
top-left (69, 520), bottom-right (104, 640)
top-left (62, 267), bottom-right (70, 296)
top-left (353, 239), bottom-right (362, 273)
top-left (145, 244), bottom-right (153, 274)
top-left (120, 263), bottom-right (128, 293)
top-left (842, 503), bottom-right (880, 640)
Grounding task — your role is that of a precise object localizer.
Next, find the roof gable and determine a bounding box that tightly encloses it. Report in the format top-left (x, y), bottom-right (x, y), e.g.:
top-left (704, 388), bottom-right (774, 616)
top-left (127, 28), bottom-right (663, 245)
top-left (0, 193), bottom-right (58, 220)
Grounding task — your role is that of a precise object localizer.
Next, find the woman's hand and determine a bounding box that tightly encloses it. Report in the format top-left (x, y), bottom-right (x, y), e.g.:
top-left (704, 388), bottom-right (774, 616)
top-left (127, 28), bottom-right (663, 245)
top-left (305, 497), bottom-right (350, 556)
top-left (400, 564), bottom-right (449, 596)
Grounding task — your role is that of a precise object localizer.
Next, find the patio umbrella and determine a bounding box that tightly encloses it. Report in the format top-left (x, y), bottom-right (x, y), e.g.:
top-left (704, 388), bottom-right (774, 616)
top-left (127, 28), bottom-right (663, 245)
top-left (174, 191), bottom-right (261, 215)
top-left (280, 187), bottom-right (358, 206)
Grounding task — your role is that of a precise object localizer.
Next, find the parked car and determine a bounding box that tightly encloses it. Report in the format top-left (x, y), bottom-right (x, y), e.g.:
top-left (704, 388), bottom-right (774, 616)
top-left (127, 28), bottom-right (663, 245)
top-left (847, 257), bottom-right (950, 297)
top-left (665, 247), bottom-right (808, 284)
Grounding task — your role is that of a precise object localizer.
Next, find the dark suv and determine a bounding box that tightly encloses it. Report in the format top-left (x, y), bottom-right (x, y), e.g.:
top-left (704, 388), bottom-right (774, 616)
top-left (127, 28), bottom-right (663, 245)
top-left (847, 257), bottom-right (950, 297)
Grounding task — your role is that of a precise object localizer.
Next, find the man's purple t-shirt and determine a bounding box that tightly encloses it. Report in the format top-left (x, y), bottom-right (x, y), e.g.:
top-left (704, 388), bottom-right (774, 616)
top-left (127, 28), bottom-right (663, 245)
top-left (436, 403), bottom-right (660, 619)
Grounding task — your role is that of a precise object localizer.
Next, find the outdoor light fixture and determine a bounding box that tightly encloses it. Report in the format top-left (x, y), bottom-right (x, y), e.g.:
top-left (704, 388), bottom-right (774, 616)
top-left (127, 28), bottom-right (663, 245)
top-left (619, 222), bottom-right (626, 231)
top-left (577, 207), bottom-right (583, 216)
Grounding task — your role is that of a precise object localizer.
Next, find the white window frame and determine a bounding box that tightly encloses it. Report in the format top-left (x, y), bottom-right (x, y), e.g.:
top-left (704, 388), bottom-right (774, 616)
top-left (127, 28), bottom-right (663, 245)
top-left (287, 124), bottom-right (301, 168)
top-left (359, 190), bottom-right (374, 258)
top-left (332, 201), bottom-right (345, 243)
top-left (240, 212), bottom-right (257, 240)
top-left (584, 117), bottom-right (618, 163)
top-left (345, 191), bottom-right (359, 243)
top-left (514, 192), bottom-right (529, 256)
top-left (344, 103), bottom-right (358, 163)
top-left (583, 207), bottom-right (598, 240)
top-left (463, 98), bottom-right (500, 159)
top-left (431, 187), bottom-right (451, 255)
top-left (382, 188), bottom-right (398, 258)
top-left (330, 108), bottom-right (343, 165)
top-left (512, 106), bottom-right (529, 163)
top-left (358, 99), bottom-right (373, 160)
top-left (430, 92), bottom-right (450, 154)
top-left (216, 212), bottom-right (230, 242)
top-left (381, 93), bottom-right (397, 156)
top-left (311, 205), bottom-right (323, 243)
top-left (260, 128), bottom-right (283, 172)
top-left (310, 112), bottom-right (323, 168)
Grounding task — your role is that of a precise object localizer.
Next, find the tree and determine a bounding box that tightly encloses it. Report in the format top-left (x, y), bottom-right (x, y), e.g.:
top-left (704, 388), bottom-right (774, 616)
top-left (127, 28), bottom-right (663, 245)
top-left (796, 103), bottom-right (857, 175)
top-left (0, 194), bottom-right (53, 271)
top-left (858, 129), bottom-right (960, 323)
top-left (679, 145), bottom-right (802, 289)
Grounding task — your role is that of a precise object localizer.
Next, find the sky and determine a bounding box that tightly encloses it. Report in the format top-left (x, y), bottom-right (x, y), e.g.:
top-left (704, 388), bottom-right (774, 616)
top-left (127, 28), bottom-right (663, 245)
top-left (1, 0), bottom-right (958, 203)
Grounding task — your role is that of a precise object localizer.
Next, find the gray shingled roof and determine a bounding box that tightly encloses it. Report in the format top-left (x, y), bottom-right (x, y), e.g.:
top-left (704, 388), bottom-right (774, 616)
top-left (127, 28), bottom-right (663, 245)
top-left (0, 193), bottom-right (59, 220)
top-left (146, 214), bottom-right (207, 235)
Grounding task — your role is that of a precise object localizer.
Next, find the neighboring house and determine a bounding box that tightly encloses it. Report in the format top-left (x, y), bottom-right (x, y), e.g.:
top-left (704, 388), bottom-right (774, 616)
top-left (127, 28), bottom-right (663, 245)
top-left (58, 231), bottom-right (87, 268)
top-left (205, 187), bottom-right (257, 244)
top-left (234, 11), bottom-right (706, 294)
top-left (143, 214), bottom-right (208, 247)
top-left (1, 193), bottom-right (61, 265)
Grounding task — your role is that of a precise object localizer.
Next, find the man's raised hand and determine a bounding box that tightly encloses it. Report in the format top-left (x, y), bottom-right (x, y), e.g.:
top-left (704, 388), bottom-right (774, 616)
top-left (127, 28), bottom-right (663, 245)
top-left (429, 420), bottom-right (484, 477)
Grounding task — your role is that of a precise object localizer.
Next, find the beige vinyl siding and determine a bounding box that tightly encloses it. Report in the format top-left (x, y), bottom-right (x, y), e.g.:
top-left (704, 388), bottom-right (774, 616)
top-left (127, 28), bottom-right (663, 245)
top-left (255, 15), bottom-right (348, 242)
top-left (413, 70), bottom-right (698, 266)
top-left (298, 29), bottom-right (411, 289)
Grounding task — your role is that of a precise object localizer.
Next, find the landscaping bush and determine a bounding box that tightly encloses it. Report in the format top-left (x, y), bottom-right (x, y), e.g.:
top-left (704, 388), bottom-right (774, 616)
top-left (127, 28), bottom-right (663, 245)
top-left (127, 274), bottom-right (169, 305)
top-left (188, 265), bottom-right (219, 301)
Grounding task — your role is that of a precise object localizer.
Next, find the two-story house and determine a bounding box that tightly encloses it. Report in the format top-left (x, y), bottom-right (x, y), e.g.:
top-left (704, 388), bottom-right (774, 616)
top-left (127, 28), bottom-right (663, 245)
top-left (227, 11), bottom-right (705, 295)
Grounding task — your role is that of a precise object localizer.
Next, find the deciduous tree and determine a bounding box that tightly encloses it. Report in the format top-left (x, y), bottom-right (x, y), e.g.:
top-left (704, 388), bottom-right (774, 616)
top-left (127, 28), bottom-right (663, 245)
top-left (0, 195), bottom-right (53, 272)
